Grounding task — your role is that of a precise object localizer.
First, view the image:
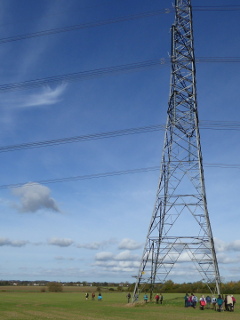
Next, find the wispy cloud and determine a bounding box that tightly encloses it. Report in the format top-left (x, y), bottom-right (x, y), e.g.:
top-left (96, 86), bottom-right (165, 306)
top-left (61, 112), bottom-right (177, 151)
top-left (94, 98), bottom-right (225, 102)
top-left (48, 238), bottom-right (74, 247)
top-left (12, 182), bottom-right (60, 213)
top-left (18, 83), bottom-right (67, 108)
top-left (0, 83), bottom-right (67, 109)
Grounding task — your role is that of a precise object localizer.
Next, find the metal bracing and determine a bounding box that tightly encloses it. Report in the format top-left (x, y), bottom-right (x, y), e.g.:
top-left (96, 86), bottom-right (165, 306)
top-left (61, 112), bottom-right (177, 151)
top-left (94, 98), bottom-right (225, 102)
top-left (133, 0), bottom-right (221, 300)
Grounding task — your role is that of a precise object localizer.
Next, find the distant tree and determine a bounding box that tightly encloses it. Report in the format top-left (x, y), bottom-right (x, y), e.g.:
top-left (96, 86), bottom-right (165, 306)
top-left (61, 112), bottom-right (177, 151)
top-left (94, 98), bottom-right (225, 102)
top-left (47, 282), bottom-right (63, 292)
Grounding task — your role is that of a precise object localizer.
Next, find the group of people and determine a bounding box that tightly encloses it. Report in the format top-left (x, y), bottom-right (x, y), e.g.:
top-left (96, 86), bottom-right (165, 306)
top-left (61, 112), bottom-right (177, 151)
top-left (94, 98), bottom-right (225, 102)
top-left (155, 293), bottom-right (163, 304)
top-left (142, 293), bottom-right (164, 304)
top-left (184, 293), bottom-right (236, 311)
top-left (85, 292), bottom-right (102, 301)
top-left (214, 294), bottom-right (236, 312)
top-left (128, 293), bottom-right (163, 304)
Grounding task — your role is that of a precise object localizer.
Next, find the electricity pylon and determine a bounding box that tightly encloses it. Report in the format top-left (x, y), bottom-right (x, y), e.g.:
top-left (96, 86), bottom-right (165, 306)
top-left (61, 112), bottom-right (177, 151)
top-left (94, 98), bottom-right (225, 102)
top-left (133, 0), bottom-right (221, 300)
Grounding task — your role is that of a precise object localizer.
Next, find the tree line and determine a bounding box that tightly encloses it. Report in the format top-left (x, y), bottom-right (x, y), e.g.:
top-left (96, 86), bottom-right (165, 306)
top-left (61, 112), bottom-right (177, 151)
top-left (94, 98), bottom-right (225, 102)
top-left (127, 280), bottom-right (240, 294)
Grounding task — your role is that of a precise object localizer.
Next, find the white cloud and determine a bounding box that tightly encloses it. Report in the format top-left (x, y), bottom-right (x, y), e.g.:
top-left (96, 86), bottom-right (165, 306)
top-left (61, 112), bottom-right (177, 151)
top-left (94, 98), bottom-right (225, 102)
top-left (76, 239), bottom-right (117, 250)
top-left (115, 250), bottom-right (140, 261)
top-left (229, 240), bottom-right (240, 252)
top-left (55, 256), bottom-right (75, 261)
top-left (0, 237), bottom-right (28, 247)
top-left (95, 250), bottom-right (140, 262)
top-left (12, 182), bottom-right (60, 213)
top-left (0, 83), bottom-right (67, 111)
top-left (93, 250), bottom-right (140, 273)
top-left (214, 238), bottom-right (240, 253)
top-left (93, 260), bottom-right (139, 274)
top-left (18, 83), bottom-right (67, 108)
top-left (118, 238), bottom-right (142, 250)
top-left (48, 238), bottom-right (73, 247)
top-left (94, 260), bottom-right (118, 267)
top-left (77, 242), bottom-right (102, 250)
top-left (214, 238), bottom-right (228, 252)
top-left (216, 253), bottom-right (240, 264)
top-left (95, 252), bottom-right (114, 261)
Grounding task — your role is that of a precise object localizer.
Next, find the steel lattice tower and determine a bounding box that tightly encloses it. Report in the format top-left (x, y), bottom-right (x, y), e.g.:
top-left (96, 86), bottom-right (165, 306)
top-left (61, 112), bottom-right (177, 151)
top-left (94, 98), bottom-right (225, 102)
top-left (133, 0), bottom-right (221, 299)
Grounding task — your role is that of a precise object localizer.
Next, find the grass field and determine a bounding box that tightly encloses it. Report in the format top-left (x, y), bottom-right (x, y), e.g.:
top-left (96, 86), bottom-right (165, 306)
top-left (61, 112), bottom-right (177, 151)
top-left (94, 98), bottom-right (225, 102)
top-left (0, 286), bottom-right (239, 320)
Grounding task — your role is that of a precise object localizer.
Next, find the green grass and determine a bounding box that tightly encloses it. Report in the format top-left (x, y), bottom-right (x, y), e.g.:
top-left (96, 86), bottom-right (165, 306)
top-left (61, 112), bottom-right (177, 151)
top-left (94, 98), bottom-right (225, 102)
top-left (0, 287), bottom-right (239, 320)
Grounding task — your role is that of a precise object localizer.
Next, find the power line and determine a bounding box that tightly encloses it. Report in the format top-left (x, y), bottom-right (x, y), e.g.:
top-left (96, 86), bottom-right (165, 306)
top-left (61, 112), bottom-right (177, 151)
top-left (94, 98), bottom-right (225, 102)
top-left (0, 6), bottom-right (239, 45)
top-left (195, 57), bottom-right (240, 63)
top-left (0, 9), bottom-right (172, 45)
top-left (193, 5), bottom-right (240, 12)
top-left (0, 120), bottom-right (240, 154)
top-left (0, 59), bottom-right (165, 92)
top-left (200, 120), bottom-right (240, 130)
top-left (0, 121), bottom-right (239, 153)
top-left (0, 167), bottom-right (160, 190)
top-left (1, 162), bottom-right (239, 190)
top-left (0, 124), bottom-right (165, 153)
top-left (0, 57), bottom-right (239, 93)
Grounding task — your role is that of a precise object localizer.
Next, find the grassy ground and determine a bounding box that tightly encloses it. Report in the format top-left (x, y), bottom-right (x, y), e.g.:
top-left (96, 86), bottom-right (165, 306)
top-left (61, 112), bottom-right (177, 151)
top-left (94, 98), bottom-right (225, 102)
top-left (0, 287), bottom-right (239, 320)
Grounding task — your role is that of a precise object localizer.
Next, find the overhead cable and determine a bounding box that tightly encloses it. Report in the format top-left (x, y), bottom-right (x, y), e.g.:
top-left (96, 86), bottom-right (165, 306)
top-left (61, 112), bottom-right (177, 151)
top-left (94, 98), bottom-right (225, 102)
top-left (1, 163), bottom-right (239, 190)
top-left (0, 124), bottom-right (165, 153)
top-left (0, 6), bottom-right (239, 45)
top-left (0, 59), bottom-right (164, 92)
top-left (0, 57), bottom-right (239, 93)
top-left (0, 120), bottom-right (240, 153)
top-left (0, 9), bottom-right (172, 45)
top-left (193, 5), bottom-right (240, 11)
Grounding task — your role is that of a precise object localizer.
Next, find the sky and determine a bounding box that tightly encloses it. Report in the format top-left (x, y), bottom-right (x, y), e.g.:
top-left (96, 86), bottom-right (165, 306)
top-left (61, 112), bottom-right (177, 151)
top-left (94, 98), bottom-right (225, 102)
top-left (0, 0), bottom-right (239, 284)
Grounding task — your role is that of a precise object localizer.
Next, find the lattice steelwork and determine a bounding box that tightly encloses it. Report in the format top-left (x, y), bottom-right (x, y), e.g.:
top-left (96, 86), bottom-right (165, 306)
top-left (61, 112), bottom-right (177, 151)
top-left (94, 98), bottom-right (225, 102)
top-left (133, 0), bottom-right (221, 299)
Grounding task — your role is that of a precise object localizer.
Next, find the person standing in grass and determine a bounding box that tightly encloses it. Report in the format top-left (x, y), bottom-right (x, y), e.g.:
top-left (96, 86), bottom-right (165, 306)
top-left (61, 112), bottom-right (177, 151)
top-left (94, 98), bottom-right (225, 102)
top-left (159, 294), bottom-right (163, 304)
top-left (226, 294), bottom-right (233, 311)
top-left (191, 294), bottom-right (197, 309)
top-left (217, 294), bottom-right (223, 312)
top-left (143, 293), bottom-right (148, 303)
top-left (91, 292), bottom-right (95, 300)
top-left (187, 294), bottom-right (193, 307)
top-left (199, 295), bottom-right (206, 310)
top-left (206, 295), bottom-right (211, 309)
top-left (184, 293), bottom-right (189, 307)
top-left (98, 293), bottom-right (102, 301)
top-left (134, 293), bottom-right (139, 302)
top-left (126, 293), bottom-right (131, 303)
top-left (212, 296), bottom-right (217, 310)
top-left (231, 295), bottom-right (236, 311)
top-left (155, 293), bottom-right (160, 304)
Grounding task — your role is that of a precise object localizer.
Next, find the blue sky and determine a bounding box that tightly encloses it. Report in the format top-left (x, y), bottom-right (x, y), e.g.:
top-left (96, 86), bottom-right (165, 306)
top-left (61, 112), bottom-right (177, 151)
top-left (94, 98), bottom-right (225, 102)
top-left (0, 0), bottom-right (239, 284)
